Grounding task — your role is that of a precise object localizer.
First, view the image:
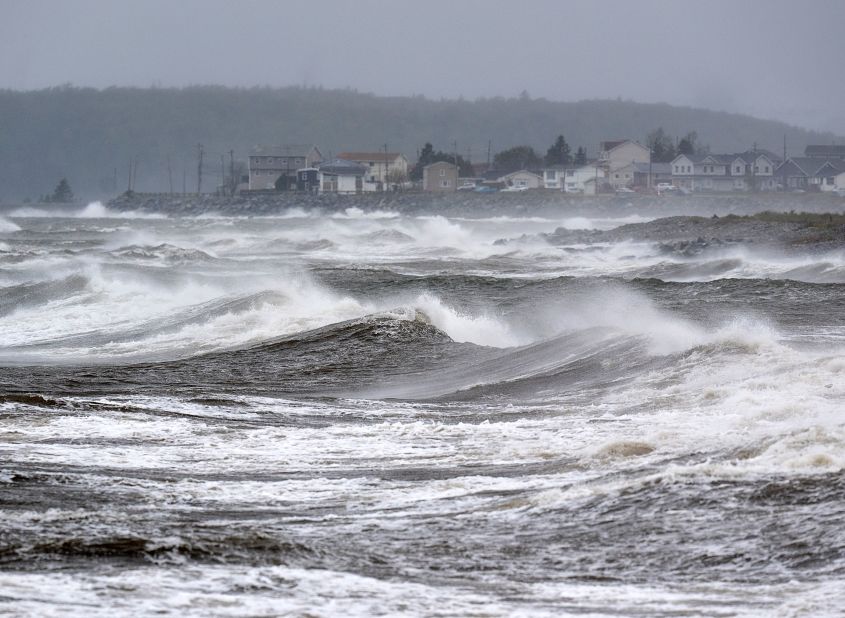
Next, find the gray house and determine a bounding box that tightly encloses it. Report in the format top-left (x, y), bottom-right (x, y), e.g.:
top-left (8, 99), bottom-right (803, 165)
top-left (248, 145), bottom-right (323, 191)
top-left (422, 161), bottom-right (458, 192)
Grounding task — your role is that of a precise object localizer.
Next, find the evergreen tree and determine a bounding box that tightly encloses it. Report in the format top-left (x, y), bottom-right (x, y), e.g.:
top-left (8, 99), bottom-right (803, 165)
top-left (574, 146), bottom-right (587, 166)
top-left (544, 135), bottom-right (572, 166)
top-left (493, 145), bottom-right (542, 172)
top-left (49, 178), bottom-right (74, 203)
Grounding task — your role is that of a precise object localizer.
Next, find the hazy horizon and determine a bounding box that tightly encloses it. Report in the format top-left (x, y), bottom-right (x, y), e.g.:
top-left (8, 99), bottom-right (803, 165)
top-left (3, 0), bottom-right (844, 135)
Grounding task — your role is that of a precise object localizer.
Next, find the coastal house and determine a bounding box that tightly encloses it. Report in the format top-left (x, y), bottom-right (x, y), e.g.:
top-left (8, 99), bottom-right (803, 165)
top-left (774, 157), bottom-right (845, 191)
top-left (422, 161), bottom-right (458, 192)
top-left (500, 170), bottom-right (543, 189)
top-left (248, 145), bottom-right (323, 191)
top-left (337, 152), bottom-right (410, 188)
top-left (810, 159), bottom-right (845, 191)
top-left (543, 166), bottom-right (565, 190)
top-left (670, 150), bottom-right (779, 192)
top-left (598, 140), bottom-right (651, 172)
top-left (563, 164), bottom-right (605, 194)
top-left (317, 159), bottom-right (368, 194)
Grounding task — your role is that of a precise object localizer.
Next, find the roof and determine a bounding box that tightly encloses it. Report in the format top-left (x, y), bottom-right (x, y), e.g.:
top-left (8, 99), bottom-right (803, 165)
top-left (600, 140), bottom-right (627, 151)
top-left (423, 161), bottom-right (458, 170)
top-left (805, 145), bottom-right (845, 158)
top-left (317, 158), bottom-right (368, 175)
top-left (338, 152), bottom-right (405, 163)
top-left (251, 144), bottom-right (320, 158)
top-left (499, 170), bottom-right (542, 180)
top-left (601, 140), bottom-right (648, 154)
top-left (776, 157), bottom-right (845, 177)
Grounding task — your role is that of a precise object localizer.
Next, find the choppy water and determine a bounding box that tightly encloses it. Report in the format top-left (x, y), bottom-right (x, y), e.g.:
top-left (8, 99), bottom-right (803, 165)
top-left (1, 201), bottom-right (844, 617)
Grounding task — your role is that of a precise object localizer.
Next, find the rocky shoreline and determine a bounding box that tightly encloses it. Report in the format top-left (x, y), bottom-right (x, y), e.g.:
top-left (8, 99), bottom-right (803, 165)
top-left (535, 213), bottom-right (845, 254)
top-left (103, 189), bottom-right (845, 220)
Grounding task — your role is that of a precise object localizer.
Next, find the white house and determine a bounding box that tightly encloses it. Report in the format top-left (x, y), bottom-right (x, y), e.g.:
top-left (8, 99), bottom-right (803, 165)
top-left (563, 165), bottom-right (605, 193)
top-left (543, 166), bottom-right (567, 190)
top-left (671, 151), bottom-right (780, 192)
top-left (500, 170), bottom-right (543, 189)
top-left (337, 152), bottom-right (409, 188)
top-left (317, 159), bottom-right (368, 194)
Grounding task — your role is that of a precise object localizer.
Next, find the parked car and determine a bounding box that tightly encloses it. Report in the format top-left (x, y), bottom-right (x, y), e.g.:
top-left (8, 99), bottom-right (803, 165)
top-left (474, 185), bottom-right (497, 193)
top-left (615, 187), bottom-right (635, 194)
top-left (457, 182), bottom-right (476, 191)
top-left (501, 185), bottom-right (528, 192)
top-left (656, 183), bottom-right (676, 192)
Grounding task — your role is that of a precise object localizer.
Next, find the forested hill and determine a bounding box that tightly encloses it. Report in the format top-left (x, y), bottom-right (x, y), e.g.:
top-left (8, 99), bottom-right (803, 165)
top-left (0, 85), bottom-right (840, 200)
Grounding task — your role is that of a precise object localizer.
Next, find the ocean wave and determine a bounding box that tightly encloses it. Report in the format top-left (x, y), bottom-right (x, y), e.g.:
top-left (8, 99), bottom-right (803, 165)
top-left (9, 201), bottom-right (167, 219)
top-left (0, 216), bottom-right (21, 232)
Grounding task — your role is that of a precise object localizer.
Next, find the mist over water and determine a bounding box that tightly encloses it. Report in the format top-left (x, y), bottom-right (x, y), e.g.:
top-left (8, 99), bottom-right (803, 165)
top-left (1, 200), bottom-right (844, 616)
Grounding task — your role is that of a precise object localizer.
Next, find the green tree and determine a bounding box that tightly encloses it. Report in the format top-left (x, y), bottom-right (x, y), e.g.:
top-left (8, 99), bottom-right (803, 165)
top-left (544, 135), bottom-right (572, 166)
top-left (647, 127), bottom-right (677, 163)
top-left (493, 145), bottom-right (542, 172)
top-left (49, 177), bottom-right (74, 203)
top-left (574, 146), bottom-right (587, 166)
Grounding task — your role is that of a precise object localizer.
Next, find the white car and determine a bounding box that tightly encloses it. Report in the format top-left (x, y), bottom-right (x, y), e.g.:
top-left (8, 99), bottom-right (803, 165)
top-left (656, 183), bottom-right (676, 192)
top-left (501, 185), bottom-right (529, 192)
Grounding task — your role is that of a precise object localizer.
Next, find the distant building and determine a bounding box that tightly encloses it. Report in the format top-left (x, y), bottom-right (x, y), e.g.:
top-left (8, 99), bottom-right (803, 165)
top-left (248, 145), bottom-right (323, 190)
top-left (422, 161), bottom-right (458, 192)
top-left (671, 151), bottom-right (779, 192)
top-left (542, 166), bottom-right (567, 190)
top-left (805, 145), bottom-right (845, 159)
top-left (337, 152), bottom-right (409, 188)
top-left (562, 164), bottom-right (605, 194)
top-left (317, 159), bottom-right (368, 194)
top-left (500, 170), bottom-right (543, 189)
top-left (777, 157), bottom-right (845, 191)
top-left (598, 140), bottom-right (650, 172)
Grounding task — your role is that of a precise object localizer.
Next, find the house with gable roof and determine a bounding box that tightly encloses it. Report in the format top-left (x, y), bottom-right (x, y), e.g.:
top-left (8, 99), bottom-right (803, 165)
top-left (598, 140), bottom-right (651, 173)
top-left (337, 151), bottom-right (409, 188)
top-left (248, 144), bottom-right (323, 190)
top-left (670, 150), bottom-right (780, 192)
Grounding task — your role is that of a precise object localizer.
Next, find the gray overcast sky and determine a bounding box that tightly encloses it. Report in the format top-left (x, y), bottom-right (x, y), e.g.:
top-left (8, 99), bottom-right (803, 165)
top-left (2, 0), bottom-right (844, 134)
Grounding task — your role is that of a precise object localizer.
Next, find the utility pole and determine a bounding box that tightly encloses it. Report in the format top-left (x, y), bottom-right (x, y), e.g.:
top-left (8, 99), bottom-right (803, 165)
top-left (382, 143), bottom-right (389, 191)
top-left (167, 155), bottom-right (173, 195)
top-left (487, 140), bottom-right (492, 171)
top-left (196, 143), bottom-right (204, 194)
top-left (127, 157), bottom-right (133, 192)
top-left (220, 155), bottom-right (225, 196)
top-left (229, 150), bottom-right (235, 196)
top-left (182, 157), bottom-right (187, 196)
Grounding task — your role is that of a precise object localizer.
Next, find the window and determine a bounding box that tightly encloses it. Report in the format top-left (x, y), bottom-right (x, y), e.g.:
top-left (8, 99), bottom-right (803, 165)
top-left (765, 166), bottom-right (769, 173)
top-left (441, 180), bottom-right (450, 187)
top-left (736, 166), bottom-right (741, 173)
top-left (439, 169), bottom-right (445, 177)
top-left (674, 165), bottom-right (678, 173)
top-left (754, 166), bottom-right (759, 173)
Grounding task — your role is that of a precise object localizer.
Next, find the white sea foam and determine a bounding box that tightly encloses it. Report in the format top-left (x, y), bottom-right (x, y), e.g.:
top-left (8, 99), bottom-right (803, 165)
top-left (9, 201), bottom-right (166, 219)
top-left (0, 216), bottom-right (21, 232)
